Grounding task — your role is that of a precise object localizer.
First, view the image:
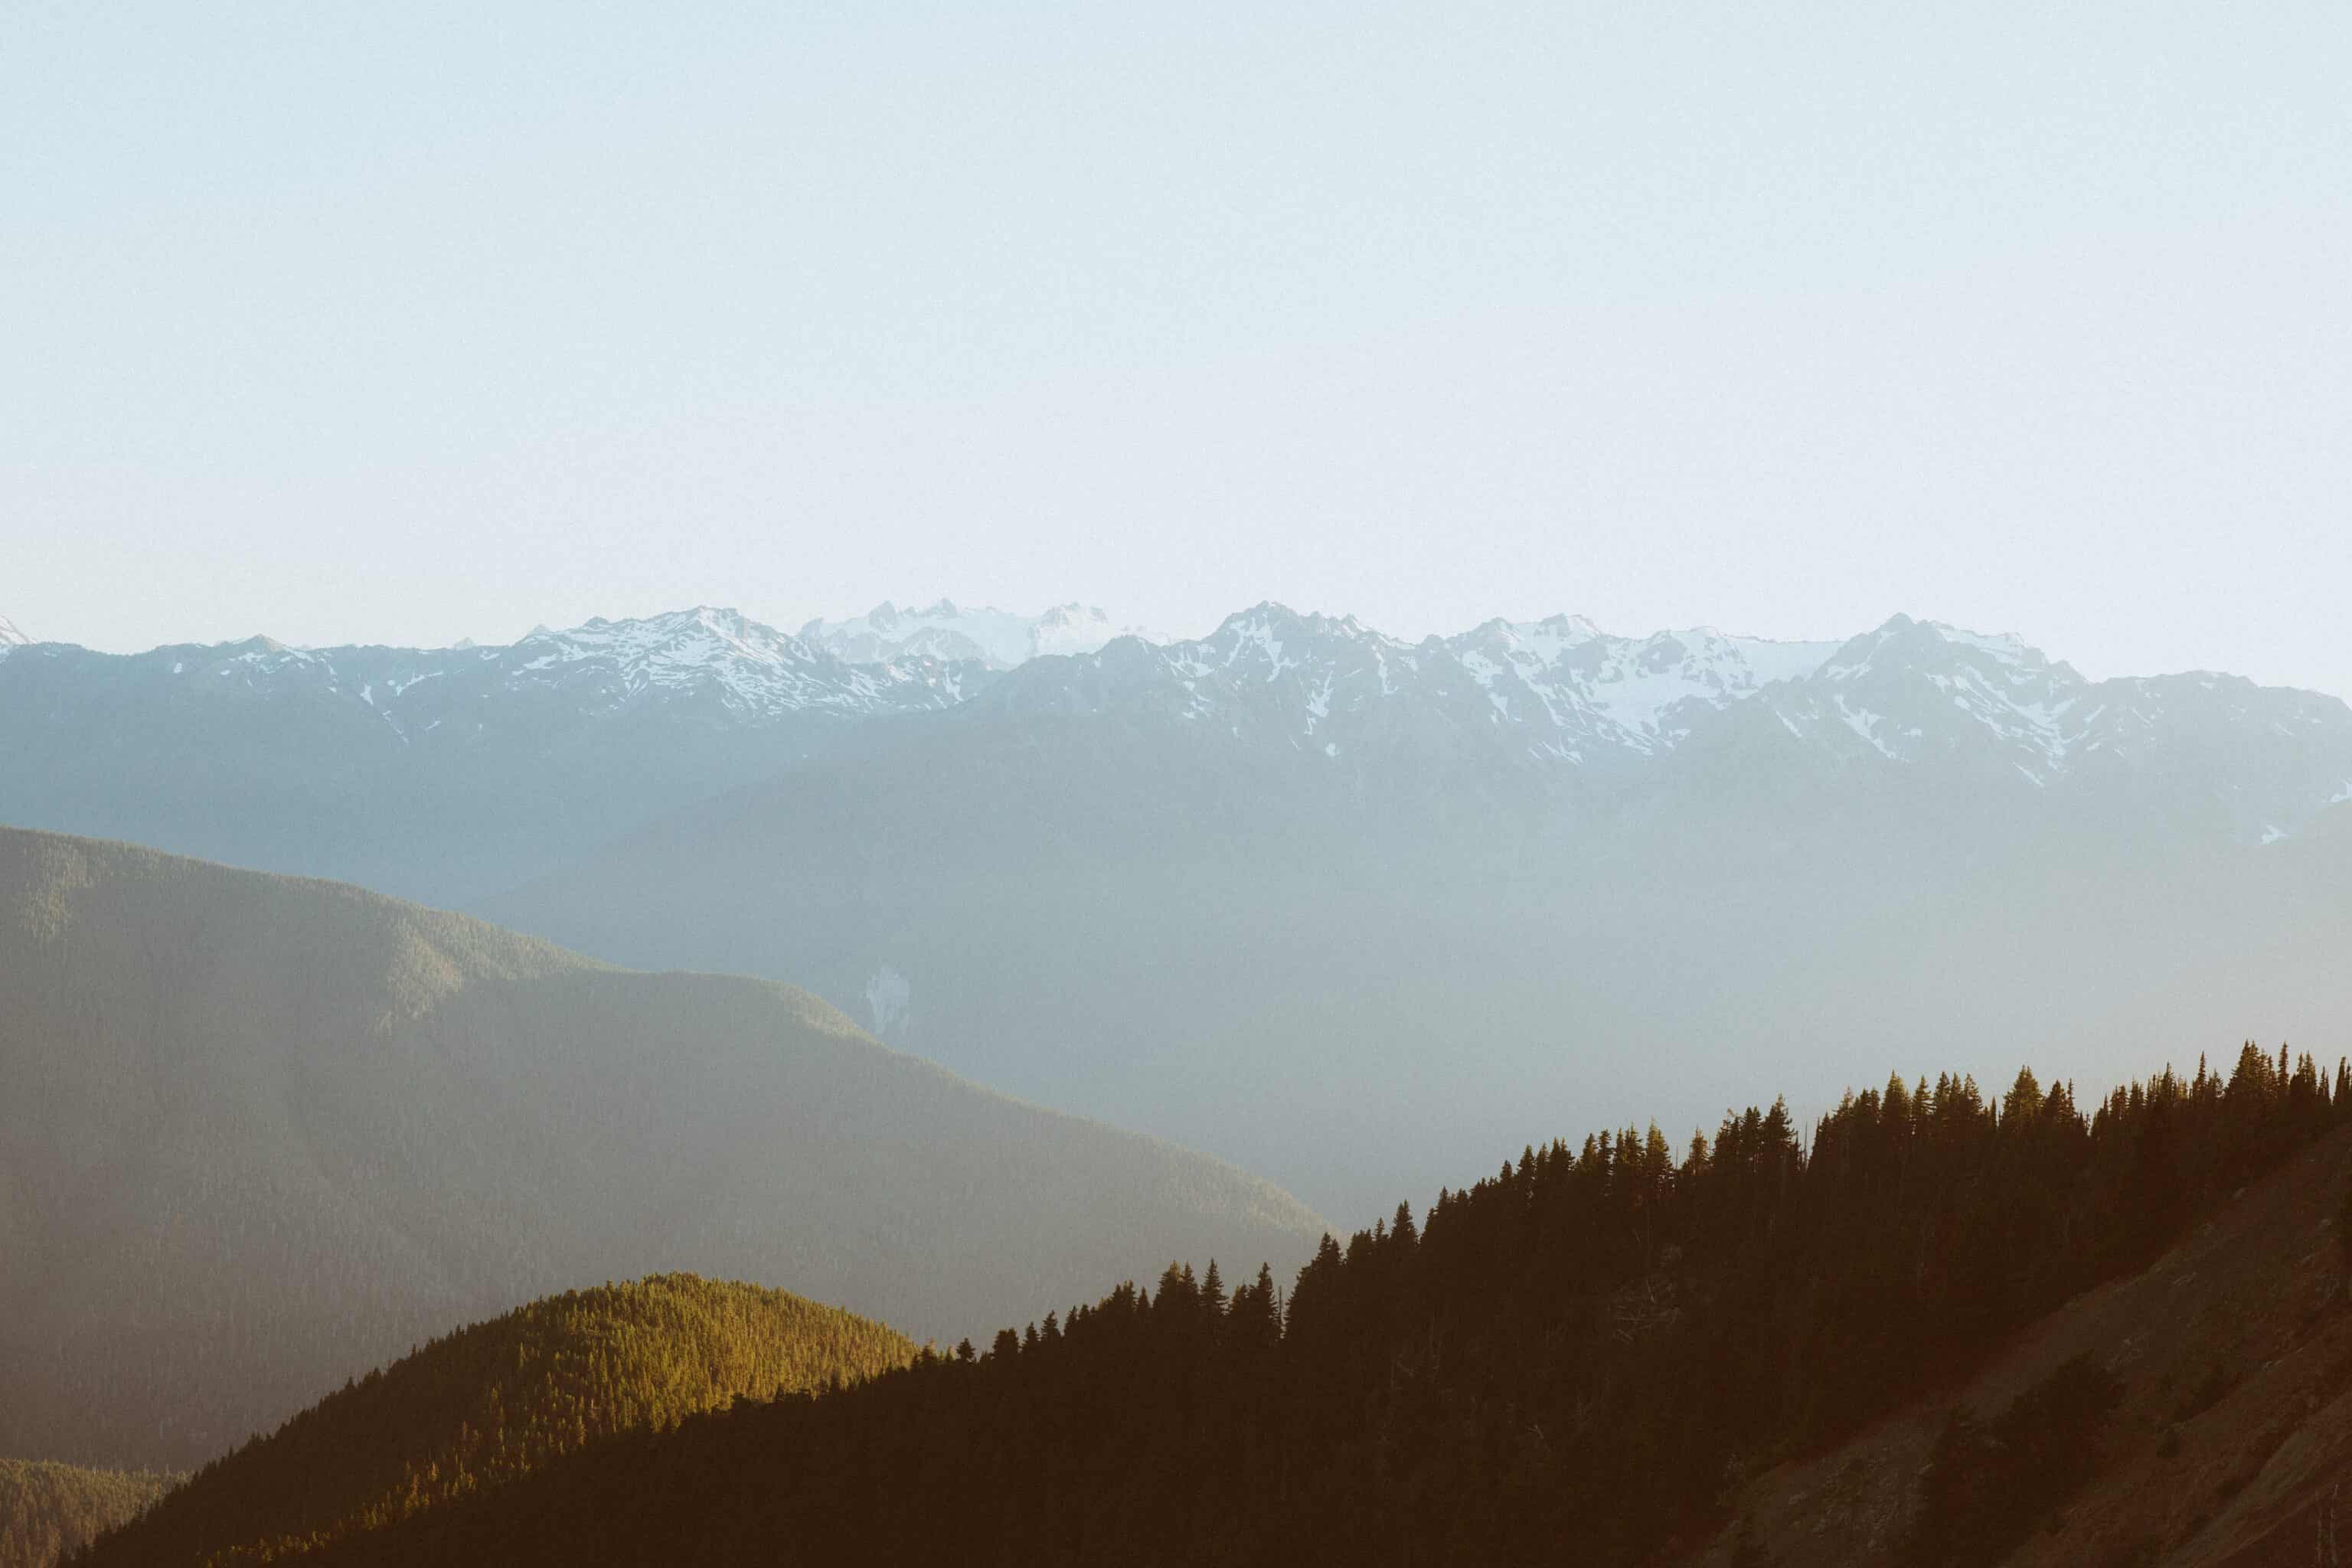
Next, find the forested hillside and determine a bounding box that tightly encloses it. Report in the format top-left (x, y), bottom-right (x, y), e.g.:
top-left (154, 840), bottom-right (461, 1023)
top-left (0, 1462), bottom-right (175, 1568)
top-left (78, 1276), bottom-right (910, 1566)
top-left (0, 828), bottom-right (1324, 1469)
top-left (286, 1041), bottom-right (2350, 1566)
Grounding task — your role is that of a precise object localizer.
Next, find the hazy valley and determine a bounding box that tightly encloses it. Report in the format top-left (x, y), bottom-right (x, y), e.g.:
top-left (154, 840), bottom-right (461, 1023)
top-left (11, 602), bottom-right (2351, 1219)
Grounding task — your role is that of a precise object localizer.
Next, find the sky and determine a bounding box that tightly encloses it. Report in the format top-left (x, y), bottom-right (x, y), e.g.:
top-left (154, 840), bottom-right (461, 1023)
top-left (5, 3), bottom-right (2349, 690)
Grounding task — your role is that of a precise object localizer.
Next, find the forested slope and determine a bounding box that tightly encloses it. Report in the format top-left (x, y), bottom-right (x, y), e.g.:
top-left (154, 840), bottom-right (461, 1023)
top-left (0, 1462), bottom-right (175, 1568)
top-left (287, 1041), bottom-right (2350, 1566)
top-left (78, 1275), bottom-right (910, 1566)
top-left (0, 827), bottom-right (1325, 1469)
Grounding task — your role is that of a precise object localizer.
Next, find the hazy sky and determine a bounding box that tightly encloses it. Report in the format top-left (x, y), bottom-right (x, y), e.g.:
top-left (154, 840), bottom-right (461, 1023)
top-left (6, 4), bottom-right (2349, 688)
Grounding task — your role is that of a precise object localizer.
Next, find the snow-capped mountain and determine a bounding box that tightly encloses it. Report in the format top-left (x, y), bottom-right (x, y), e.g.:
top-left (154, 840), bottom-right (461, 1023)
top-left (1720, 616), bottom-right (2352, 839)
top-left (0, 607), bottom-right (989, 903)
top-left (485, 606), bottom-right (978, 723)
top-left (1739, 616), bottom-right (2089, 778)
top-left (9, 597), bottom-right (2350, 918)
top-left (11, 601), bottom-right (2345, 818)
top-left (980, 603), bottom-right (1846, 773)
top-left (802, 599), bottom-right (1154, 671)
top-left (965, 605), bottom-right (2352, 840)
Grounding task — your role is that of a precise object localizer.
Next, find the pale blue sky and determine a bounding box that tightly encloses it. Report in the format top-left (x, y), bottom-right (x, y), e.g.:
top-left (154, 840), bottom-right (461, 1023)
top-left (5, 4), bottom-right (2349, 689)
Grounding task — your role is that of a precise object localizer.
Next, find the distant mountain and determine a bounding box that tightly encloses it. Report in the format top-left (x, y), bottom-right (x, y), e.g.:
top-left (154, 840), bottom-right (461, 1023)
top-left (0, 1460), bottom-right (177, 1568)
top-left (965, 602), bottom-right (1847, 776)
top-left (79, 1275), bottom-right (913, 1566)
top-left (10, 603), bottom-right (2352, 1220)
top-left (800, 599), bottom-right (1154, 670)
top-left (0, 607), bottom-right (981, 903)
top-left (962, 604), bottom-right (2352, 828)
top-left (0, 613), bottom-right (26, 648)
top-left (0, 828), bottom-right (1325, 1470)
top-left (1726, 613), bottom-right (2352, 837)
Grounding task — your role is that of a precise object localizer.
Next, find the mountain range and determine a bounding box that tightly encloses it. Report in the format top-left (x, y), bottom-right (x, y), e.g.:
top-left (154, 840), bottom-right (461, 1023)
top-left (0, 828), bottom-right (1324, 1471)
top-left (7, 602), bottom-right (2351, 1218)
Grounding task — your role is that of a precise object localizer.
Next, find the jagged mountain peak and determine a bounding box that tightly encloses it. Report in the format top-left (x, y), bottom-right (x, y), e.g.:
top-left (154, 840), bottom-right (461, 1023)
top-left (1204, 601), bottom-right (1391, 646)
top-left (1822, 614), bottom-right (2070, 678)
top-left (561, 604), bottom-right (764, 638)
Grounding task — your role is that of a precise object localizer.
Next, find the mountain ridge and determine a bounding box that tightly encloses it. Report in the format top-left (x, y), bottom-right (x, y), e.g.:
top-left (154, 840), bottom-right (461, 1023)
top-left (9, 601), bottom-right (2344, 833)
top-left (0, 826), bottom-right (1326, 1470)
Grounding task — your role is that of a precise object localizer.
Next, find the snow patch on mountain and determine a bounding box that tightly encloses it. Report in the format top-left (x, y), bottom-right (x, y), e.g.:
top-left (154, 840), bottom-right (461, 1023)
top-left (1447, 616), bottom-right (1841, 756)
top-left (803, 599), bottom-right (1155, 671)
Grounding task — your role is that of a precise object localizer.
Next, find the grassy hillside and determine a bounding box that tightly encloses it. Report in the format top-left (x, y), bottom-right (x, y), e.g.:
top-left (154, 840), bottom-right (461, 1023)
top-left (79, 1275), bottom-right (910, 1566)
top-left (0, 1461), bottom-right (177, 1568)
top-left (253, 1042), bottom-right (2349, 1566)
top-left (0, 827), bottom-right (1325, 1469)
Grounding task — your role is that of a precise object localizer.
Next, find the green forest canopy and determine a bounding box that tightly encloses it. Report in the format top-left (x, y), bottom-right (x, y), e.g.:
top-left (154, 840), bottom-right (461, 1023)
top-left (77, 1274), bottom-right (913, 1567)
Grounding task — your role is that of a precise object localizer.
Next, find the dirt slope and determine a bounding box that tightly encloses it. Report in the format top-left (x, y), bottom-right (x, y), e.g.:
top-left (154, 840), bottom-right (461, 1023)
top-left (1681, 1124), bottom-right (2352, 1566)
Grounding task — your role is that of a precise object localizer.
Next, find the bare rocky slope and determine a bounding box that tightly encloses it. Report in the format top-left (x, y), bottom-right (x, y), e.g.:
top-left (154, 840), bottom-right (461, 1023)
top-left (1680, 1123), bottom-right (2352, 1567)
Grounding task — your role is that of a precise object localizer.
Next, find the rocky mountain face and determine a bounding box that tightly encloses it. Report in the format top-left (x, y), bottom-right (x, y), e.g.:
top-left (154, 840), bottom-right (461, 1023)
top-left (9, 600), bottom-right (2351, 1220)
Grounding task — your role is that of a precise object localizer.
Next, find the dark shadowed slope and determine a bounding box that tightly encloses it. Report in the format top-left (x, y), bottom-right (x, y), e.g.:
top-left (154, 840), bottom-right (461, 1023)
top-left (1681, 1117), bottom-right (2352, 1567)
top-left (0, 1462), bottom-right (177, 1568)
top-left (80, 1274), bottom-right (911, 1567)
top-left (0, 828), bottom-right (1325, 1470)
